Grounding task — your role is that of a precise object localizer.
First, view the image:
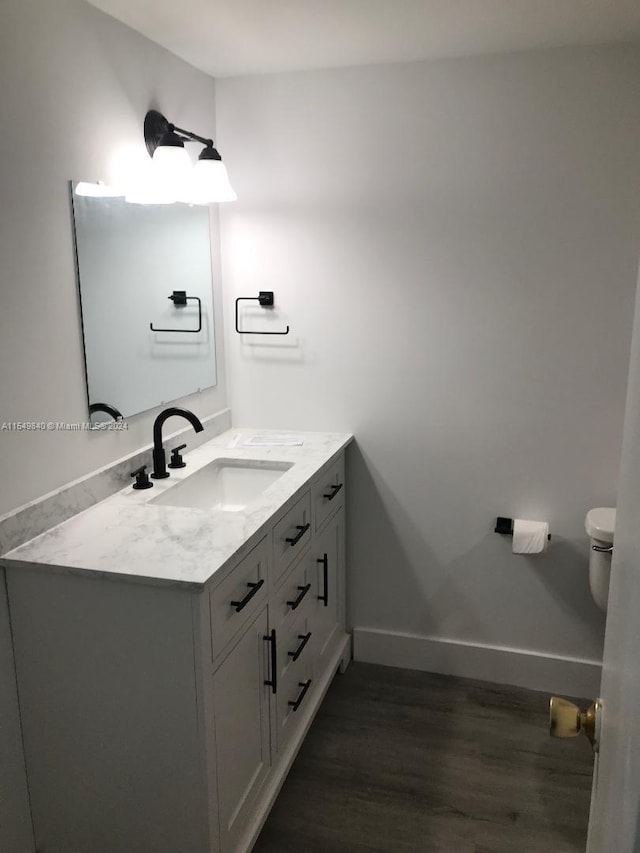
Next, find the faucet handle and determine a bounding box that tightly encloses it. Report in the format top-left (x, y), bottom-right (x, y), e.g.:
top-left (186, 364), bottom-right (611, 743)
top-left (168, 443), bottom-right (187, 469)
top-left (131, 465), bottom-right (153, 490)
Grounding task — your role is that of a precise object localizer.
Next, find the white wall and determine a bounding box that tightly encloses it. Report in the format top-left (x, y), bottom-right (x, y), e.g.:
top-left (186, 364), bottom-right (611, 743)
top-left (0, 0), bottom-right (226, 518)
top-left (0, 3), bottom-right (227, 849)
top-left (217, 45), bottom-right (640, 670)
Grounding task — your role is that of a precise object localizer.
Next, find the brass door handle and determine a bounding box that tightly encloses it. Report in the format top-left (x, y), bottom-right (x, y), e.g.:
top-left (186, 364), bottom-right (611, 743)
top-left (549, 696), bottom-right (602, 751)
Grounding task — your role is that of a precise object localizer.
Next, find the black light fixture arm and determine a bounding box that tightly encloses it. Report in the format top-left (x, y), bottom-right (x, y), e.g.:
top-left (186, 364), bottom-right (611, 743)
top-left (144, 110), bottom-right (219, 158)
top-left (169, 124), bottom-right (213, 149)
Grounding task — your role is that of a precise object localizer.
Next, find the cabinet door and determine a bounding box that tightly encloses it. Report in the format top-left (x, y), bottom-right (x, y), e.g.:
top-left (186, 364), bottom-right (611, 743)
top-left (213, 607), bottom-right (271, 853)
top-left (311, 509), bottom-right (344, 678)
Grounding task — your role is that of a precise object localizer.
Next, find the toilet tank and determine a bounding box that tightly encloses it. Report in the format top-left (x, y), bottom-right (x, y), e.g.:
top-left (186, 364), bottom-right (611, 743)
top-left (585, 507), bottom-right (616, 543)
top-left (585, 507), bottom-right (615, 612)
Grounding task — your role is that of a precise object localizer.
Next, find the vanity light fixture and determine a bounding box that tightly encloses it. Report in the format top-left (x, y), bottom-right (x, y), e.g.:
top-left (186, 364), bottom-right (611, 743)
top-left (143, 110), bottom-right (237, 204)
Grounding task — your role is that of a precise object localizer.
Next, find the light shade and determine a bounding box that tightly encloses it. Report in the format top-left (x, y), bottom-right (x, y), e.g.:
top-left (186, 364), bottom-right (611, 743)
top-left (188, 158), bottom-right (238, 204)
top-left (151, 145), bottom-right (192, 202)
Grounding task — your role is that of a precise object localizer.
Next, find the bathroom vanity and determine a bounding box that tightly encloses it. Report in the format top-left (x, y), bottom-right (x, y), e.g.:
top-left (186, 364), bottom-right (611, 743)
top-left (2, 429), bottom-right (352, 853)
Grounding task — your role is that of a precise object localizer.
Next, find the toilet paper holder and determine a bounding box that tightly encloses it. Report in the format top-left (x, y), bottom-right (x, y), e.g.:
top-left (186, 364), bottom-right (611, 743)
top-left (495, 517), bottom-right (551, 540)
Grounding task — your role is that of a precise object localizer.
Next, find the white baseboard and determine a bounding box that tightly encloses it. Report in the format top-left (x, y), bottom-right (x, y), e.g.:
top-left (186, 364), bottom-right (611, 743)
top-left (353, 627), bottom-right (602, 697)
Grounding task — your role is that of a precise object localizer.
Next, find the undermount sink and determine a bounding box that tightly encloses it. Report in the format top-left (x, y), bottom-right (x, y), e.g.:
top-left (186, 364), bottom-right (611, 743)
top-left (149, 458), bottom-right (293, 512)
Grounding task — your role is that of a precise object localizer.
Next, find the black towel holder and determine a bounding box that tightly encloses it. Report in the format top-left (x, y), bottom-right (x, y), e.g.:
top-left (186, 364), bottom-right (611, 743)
top-left (235, 291), bottom-right (290, 336)
top-left (150, 291), bottom-right (202, 333)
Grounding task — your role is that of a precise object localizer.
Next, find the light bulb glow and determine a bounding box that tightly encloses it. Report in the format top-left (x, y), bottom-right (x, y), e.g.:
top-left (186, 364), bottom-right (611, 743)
top-left (123, 157), bottom-right (174, 204)
top-left (74, 181), bottom-right (124, 198)
top-left (112, 137), bottom-right (236, 205)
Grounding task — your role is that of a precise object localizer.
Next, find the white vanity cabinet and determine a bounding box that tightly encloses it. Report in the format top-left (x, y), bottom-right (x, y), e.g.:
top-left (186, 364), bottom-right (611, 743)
top-left (212, 455), bottom-right (347, 853)
top-left (5, 449), bottom-right (349, 853)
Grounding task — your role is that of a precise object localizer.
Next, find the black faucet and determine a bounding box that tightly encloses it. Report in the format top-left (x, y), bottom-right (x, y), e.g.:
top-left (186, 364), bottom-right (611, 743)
top-left (89, 402), bottom-right (123, 421)
top-left (151, 407), bottom-right (204, 479)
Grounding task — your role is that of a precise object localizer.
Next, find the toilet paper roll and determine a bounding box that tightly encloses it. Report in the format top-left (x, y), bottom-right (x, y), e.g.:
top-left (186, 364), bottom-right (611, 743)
top-left (512, 519), bottom-right (549, 555)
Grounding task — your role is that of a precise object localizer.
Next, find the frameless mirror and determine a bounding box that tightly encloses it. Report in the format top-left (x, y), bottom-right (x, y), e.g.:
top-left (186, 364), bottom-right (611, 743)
top-left (71, 182), bottom-right (217, 422)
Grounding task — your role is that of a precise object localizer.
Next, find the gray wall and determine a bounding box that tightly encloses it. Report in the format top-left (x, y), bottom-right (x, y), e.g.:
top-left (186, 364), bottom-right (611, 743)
top-left (216, 45), bottom-right (640, 667)
top-left (0, 0), bottom-right (227, 519)
top-left (0, 2), bottom-right (227, 849)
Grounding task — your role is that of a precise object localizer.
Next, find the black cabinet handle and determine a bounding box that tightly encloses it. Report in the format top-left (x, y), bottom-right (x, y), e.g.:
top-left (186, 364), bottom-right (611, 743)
top-left (288, 632), bottom-right (312, 662)
top-left (317, 554), bottom-right (328, 607)
top-left (323, 483), bottom-right (343, 501)
top-left (287, 583), bottom-right (311, 611)
top-left (230, 579), bottom-right (264, 612)
top-left (263, 629), bottom-right (277, 694)
top-left (288, 679), bottom-right (312, 712)
top-left (285, 523), bottom-right (310, 547)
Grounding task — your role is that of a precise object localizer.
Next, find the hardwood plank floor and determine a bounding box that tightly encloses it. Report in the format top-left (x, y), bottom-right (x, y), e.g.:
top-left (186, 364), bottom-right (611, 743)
top-left (253, 663), bottom-right (593, 853)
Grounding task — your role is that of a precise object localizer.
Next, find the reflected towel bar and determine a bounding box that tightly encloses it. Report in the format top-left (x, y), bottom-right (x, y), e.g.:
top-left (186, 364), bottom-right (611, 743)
top-left (150, 291), bottom-right (202, 333)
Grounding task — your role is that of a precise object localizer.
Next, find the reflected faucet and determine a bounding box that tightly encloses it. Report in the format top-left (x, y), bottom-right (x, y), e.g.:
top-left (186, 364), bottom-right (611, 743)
top-left (151, 407), bottom-right (204, 479)
top-left (89, 402), bottom-right (123, 422)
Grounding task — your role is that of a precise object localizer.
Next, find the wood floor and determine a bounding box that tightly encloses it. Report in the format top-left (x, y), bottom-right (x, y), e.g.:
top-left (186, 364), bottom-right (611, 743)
top-left (253, 662), bottom-right (593, 853)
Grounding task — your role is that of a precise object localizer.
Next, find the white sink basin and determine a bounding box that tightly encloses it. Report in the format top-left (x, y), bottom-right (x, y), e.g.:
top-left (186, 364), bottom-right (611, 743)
top-left (150, 458), bottom-right (293, 512)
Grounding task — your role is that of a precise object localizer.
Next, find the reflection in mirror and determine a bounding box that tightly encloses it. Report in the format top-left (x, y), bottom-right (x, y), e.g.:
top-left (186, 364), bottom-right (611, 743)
top-left (71, 182), bottom-right (217, 423)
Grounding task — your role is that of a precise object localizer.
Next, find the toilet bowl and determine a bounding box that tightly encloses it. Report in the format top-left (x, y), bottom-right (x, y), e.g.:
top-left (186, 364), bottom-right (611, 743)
top-left (585, 507), bottom-right (615, 612)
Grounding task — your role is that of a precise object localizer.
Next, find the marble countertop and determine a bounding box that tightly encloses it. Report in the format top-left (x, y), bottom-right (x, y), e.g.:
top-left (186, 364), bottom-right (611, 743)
top-left (1, 429), bottom-right (352, 589)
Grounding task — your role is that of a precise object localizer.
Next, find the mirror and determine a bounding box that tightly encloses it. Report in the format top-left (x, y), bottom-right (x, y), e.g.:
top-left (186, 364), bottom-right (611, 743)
top-left (71, 182), bottom-right (217, 422)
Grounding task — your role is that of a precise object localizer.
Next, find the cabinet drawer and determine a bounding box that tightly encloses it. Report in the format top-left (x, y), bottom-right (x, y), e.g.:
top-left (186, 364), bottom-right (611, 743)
top-left (272, 491), bottom-right (311, 585)
top-left (210, 536), bottom-right (269, 660)
top-left (312, 455), bottom-right (345, 532)
top-left (277, 610), bottom-right (314, 692)
top-left (275, 616), bottom-right (313, 755)
top-left (272, 551), bottom-right (314, 629)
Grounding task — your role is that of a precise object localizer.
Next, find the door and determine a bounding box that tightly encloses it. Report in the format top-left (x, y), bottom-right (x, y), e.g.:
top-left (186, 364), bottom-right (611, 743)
top-left (311, 509), bottom-right (343, 675)
top-left (586, 267), bottom-right (640, 852)
top-left (212, 606), bottom-right (271, 853)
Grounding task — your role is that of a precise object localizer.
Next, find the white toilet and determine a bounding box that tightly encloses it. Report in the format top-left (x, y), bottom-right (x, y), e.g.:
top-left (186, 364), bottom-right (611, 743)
top-left (585, 507), bottom-right (616, 612)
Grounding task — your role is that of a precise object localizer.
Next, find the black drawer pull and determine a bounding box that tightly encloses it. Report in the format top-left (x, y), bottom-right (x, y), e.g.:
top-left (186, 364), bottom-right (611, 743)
top-left (317, 554), bottom-right (328, 607)
top-left (230, 579), bottom-right (264, 612)
top-left (323, 483), bottom-right (343, 501)
top-left (287, 583), bottom-right (311, 610)
top-left (288, 632), bottom-right (312, 662)
top-left (288, 679), bottom-right (312, 712)
top-left (285, 523), bottom-right (310, 547)
top-left (263, 630), bottom-right (277, 694)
